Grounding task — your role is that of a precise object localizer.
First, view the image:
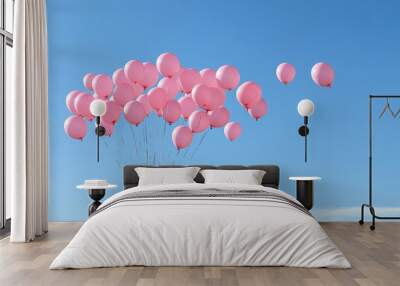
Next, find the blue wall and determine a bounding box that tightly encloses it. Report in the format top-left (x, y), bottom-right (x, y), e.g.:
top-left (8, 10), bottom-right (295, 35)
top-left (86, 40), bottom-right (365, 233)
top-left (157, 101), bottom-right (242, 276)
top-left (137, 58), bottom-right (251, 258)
top-left (47, 0), bottom-right (400, 221)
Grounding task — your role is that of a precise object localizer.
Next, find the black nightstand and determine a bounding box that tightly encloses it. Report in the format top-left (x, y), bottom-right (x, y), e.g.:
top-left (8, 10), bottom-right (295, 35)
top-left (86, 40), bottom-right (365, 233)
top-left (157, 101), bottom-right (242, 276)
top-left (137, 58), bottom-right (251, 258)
top-left (77, 182), bottom-right (117, 216)
top-left (87, 189), bottom-right (106, 215)
top-left (289, 177), bottom-right (321, 210)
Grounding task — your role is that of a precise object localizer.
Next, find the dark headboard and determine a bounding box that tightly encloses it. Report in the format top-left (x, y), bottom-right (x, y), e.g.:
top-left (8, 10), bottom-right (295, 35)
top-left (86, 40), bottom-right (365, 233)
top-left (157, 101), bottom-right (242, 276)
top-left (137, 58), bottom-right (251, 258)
top-left (123, 165), bottom-right (280, 189)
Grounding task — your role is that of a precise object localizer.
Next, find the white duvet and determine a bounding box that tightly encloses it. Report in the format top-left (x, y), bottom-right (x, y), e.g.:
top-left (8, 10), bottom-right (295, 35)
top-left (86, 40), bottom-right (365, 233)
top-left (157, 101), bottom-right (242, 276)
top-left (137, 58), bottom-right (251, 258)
top-left (50, 183), bottom-right (350, 269)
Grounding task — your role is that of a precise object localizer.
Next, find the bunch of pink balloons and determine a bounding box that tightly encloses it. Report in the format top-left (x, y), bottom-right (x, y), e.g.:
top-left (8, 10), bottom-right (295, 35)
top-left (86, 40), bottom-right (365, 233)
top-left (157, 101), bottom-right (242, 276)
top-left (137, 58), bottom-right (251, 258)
top-left (64, 52), bottom-right (268, 150)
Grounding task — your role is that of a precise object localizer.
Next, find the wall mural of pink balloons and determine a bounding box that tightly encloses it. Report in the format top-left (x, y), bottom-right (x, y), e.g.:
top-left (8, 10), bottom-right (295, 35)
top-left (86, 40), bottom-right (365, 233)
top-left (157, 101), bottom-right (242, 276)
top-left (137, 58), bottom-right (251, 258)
top-left (64, 52), bottom-right (335, 153)
top-left (64, 52), bottom-right (268, 150)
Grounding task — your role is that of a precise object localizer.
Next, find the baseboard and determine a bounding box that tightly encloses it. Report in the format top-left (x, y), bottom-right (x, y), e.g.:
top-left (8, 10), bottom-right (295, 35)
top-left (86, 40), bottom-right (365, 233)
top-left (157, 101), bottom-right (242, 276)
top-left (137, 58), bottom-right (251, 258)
top-left (312, 207), bottom-right (400, 221)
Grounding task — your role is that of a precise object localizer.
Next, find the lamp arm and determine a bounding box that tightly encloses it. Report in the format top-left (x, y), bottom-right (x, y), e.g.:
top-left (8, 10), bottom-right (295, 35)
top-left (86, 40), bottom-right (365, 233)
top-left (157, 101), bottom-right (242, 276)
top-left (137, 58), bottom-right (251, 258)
top-left (305, 128), bottom-right (307, 162)
top-left (96, 116), bottom-right (100, 162)
top-left (304, 116), bottom-right (309, 162)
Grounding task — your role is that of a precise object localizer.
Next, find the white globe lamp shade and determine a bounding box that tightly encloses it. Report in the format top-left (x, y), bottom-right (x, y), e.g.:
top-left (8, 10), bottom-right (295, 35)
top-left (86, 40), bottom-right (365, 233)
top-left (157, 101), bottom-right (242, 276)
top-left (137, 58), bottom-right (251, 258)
top-left (297, 99), bottom-right (314, 117)
top-left (90, 99), bottom-right (107, 117)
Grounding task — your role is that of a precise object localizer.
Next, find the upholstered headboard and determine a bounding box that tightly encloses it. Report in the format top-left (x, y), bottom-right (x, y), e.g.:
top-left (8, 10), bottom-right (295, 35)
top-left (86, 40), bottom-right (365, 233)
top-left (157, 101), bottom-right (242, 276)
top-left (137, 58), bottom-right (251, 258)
top-left (123, 165), bottom-right (280, 190)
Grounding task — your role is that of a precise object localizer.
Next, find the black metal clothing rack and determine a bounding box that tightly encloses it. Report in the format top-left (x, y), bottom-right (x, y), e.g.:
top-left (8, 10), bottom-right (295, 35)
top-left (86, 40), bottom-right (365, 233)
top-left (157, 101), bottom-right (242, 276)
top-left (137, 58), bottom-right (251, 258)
top-left (359, 95), bottom-right (400, 230)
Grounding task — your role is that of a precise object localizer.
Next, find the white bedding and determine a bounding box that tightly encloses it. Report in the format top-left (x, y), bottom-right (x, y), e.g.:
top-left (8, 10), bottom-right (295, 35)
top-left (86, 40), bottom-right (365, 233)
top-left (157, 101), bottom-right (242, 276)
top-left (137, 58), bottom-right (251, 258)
top-left (50, 183), bottom-right (350, 269)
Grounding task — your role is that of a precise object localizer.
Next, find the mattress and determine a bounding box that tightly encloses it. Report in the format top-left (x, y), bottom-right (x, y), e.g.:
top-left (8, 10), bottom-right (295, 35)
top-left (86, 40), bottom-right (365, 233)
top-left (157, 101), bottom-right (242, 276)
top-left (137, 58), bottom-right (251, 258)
top-left (50, 183), bottom-right (350, 269)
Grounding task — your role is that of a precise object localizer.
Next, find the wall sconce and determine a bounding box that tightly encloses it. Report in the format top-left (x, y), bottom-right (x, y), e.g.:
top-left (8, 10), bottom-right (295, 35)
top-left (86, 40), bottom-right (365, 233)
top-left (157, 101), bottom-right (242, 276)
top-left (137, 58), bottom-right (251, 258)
top-left (90, 100), bottom-right (107, 162)
top-left (297, 99), bottom-right (314, 162)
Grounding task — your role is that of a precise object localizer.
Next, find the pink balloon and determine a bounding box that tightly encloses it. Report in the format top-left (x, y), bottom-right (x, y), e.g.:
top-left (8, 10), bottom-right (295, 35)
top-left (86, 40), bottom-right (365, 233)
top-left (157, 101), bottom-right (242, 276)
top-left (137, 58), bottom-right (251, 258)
top-left (147, 87), bottom-right (168, 114)
top-left (236, 81), bottom-right (262, 109)
top-left (66, 90), bottom-right (81, 113)
top-left (200, 68), bottom-right (219, 87)
top-left (113, 83), bottom-right (143, 107)
top-left (216, 65), bottom-right (240, 90)
top-left (124, 100), bottom-right (146, 126)
top-left (188, 110), bottom-right (210, 133)
top-left (156, 52), bottom-right (181, 77)
top-left (112, 68), bottom-right (130, 86)
top-left (83, 73), bottom-right (96, 90)
top-left (224, 122), bottom-right (241, 141)
top-left (100, 120), bottom-right (114, 136)
top-left (209, 107), bottom-right (230, 128)
top-left (162, 100), bottom-right (181, 124)
top-left (311, 62), bottom-right (335, 87)
top-left (74, 92), bottom-right (94, 120)
top-left (142, 62), bottom-right (159, 88)
top-left (178, 94), bottom-right (198, 120)
top-left (172, 125), bottom-right (193, 150)
top-left (124, 60), bottom-right (145, 85)
top-left (136, 94), bottom-right (152, 116)
top-left (158, 77), bottom-right (180, 100)
top-left (179, 68), bottom-right (202, 93)
top-left (101, 100), bottom-right (122, 124)
top-left (93, 74), bottom-right (113, 99)
top-left (209, 87), bottom-right (226, 110)
top-left (192, 84), bottom-right (211, 110)
top-left (64, 115), bottom-right (87, 140)
top-left (276, 63), bottom-right (296, 84)
top-left (248, 99), bottom-right (268, 120)
top-left (93, 93), bottom-right (105, 100)
top-left (132, 83), bottom-right (144, 97)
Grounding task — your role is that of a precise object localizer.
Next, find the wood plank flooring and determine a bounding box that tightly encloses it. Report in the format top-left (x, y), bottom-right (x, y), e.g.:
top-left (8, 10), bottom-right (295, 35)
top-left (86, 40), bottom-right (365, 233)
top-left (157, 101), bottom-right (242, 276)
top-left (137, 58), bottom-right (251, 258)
top-left (0, 222), bottom-right (399, 286)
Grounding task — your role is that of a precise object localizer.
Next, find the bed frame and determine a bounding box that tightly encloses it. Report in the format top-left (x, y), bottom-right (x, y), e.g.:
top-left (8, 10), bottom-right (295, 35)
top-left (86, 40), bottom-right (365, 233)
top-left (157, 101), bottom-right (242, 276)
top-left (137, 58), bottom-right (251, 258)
top-left (123, 165), bottom-right (280, 190)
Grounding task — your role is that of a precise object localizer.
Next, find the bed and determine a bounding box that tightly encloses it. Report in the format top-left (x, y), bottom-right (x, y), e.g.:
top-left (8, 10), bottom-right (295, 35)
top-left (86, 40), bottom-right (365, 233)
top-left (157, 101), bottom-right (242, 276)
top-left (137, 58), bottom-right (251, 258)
top-left (50, 165), bottom-right (350, 269)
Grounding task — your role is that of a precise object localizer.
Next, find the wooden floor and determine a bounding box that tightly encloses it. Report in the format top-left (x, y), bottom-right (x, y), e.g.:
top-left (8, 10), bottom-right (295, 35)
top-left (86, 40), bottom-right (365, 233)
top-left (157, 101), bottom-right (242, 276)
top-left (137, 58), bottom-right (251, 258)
top-left (0, 222), bottom-right (399, 286)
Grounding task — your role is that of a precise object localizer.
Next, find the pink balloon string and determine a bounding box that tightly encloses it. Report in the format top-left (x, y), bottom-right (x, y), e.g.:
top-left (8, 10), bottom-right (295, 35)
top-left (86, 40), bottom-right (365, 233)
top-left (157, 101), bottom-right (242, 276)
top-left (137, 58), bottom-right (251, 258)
top-left (182, 144), bottom-right (190, 158)
top-left (144, 120), bottom-right (149, 164)
top-left (128, 125), bottom-right (139, 157)
top-left (190, 129), bottom-right (209, 160)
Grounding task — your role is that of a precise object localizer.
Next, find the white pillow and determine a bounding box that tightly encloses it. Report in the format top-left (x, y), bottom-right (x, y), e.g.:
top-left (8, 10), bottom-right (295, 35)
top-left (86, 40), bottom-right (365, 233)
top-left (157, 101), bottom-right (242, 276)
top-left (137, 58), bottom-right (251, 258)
top-left (200, 169), bottom-right (266, 185)
top-left (135, 167), bottom-right (200, 186)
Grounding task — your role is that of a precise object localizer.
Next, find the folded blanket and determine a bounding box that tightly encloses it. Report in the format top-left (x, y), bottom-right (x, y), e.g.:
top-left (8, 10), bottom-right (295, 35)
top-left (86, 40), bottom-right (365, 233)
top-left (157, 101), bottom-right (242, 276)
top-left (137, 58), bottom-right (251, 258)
top-left (92, 188), bottom-right (311, 217)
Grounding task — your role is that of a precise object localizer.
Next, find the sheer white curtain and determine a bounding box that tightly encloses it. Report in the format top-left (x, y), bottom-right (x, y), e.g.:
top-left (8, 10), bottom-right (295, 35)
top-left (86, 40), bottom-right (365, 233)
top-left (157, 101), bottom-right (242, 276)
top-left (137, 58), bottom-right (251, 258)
top-left (7, 0), bottom-right (48, 242)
